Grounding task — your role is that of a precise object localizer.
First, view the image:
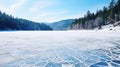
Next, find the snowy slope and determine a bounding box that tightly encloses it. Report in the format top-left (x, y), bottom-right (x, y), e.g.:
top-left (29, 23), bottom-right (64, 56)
top-left (101, 24), bottom-right (120, 31)
top-left (95, 21), bottom-right (120, 31)
top-left (0, 31), bottom-right (120, 67)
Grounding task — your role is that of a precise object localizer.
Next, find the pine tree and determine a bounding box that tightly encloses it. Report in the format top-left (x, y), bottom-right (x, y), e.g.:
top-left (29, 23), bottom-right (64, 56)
top-left (109, 0), bottom-right (115, 19)
top-left (117, 0), bottom-right (120, 14)
top-left (86, 11), bottom-right (92, 20)
top-left (103, 7), bottom-right (108, 24)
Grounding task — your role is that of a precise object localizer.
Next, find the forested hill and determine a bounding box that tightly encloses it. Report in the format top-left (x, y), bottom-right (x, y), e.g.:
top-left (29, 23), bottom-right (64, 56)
top-left (70, 0), bottom-right (120, 30)
top-left (0, 11), bottom-right (52, 31)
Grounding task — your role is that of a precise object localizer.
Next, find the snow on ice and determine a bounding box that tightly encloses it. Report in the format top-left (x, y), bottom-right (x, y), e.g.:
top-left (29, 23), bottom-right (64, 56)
top-left (0, 31), bottom-right (120, 67)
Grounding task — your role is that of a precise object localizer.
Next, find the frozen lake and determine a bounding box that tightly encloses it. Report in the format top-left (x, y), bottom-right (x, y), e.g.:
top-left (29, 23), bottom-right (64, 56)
top-left (0, 31), bottom-right (120, 67)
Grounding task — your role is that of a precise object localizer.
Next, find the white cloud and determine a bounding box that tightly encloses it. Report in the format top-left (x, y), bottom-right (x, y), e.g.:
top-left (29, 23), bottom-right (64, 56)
top-left (27, 0), bottom-right (86, 22)
top-left (31, 11), bottom-right (85, 22)
top-left (27, 0), bottom-right (68, 22)
top-left (0, 0), bottom-right (27, 15)
top-left (29, 0), bottom-right (57, 13)
top-left (0, 0), bottom-right (85, 22)
top-left (31, 10), bottom-right (68, 22)
top-left (11, 0), bottom-right (27, 11)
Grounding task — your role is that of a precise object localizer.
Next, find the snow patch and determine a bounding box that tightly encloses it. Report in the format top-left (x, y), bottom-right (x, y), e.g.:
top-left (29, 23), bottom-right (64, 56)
top-left (95, 21), bottom-right (120, 31)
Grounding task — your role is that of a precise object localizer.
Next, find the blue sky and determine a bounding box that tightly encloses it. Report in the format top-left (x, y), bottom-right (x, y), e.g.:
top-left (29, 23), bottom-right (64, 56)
top-left (0, 0), bottom-right (111, 22)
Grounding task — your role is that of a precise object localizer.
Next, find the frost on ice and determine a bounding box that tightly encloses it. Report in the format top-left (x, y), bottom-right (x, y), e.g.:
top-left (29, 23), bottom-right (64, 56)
top-left (0, 31), bottom-right (120, 67)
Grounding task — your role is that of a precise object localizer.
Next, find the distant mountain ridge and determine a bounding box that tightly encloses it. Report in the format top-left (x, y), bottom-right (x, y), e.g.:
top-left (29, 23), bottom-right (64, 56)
top-left (47, 19), bottom-right (74, 30)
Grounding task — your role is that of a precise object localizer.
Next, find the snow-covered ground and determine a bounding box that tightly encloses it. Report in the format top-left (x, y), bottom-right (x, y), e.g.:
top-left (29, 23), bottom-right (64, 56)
top-left (95, 21), bottom-right (120, 31)
top-left (0, 31), bottom-right (120, 67)
top-left (100, 24), bottom-right (120, 31)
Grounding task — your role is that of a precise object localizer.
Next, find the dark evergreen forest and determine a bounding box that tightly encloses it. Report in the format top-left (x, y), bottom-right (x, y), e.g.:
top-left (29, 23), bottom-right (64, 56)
top-left (0, 11), bottom-right (52, 30)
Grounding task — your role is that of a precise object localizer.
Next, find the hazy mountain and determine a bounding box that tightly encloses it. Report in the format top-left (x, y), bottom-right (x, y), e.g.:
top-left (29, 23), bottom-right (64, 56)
top-left (48, 19), bottom-right (74, 30)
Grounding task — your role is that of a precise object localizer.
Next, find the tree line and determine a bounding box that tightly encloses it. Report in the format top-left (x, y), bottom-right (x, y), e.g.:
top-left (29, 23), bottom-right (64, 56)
top-left (71, 0), bottom-right (120, 29)
top-left (0, 11), bottom-right (52, 30)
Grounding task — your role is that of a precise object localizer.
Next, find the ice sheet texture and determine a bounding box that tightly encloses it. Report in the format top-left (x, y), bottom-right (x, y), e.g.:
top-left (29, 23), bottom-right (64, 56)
top-left (0, 31), bottom-right (120, 67)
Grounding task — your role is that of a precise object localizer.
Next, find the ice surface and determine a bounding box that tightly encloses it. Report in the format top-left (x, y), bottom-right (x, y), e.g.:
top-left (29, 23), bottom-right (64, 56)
top-left (0, 31), bottom-right (120, 67)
